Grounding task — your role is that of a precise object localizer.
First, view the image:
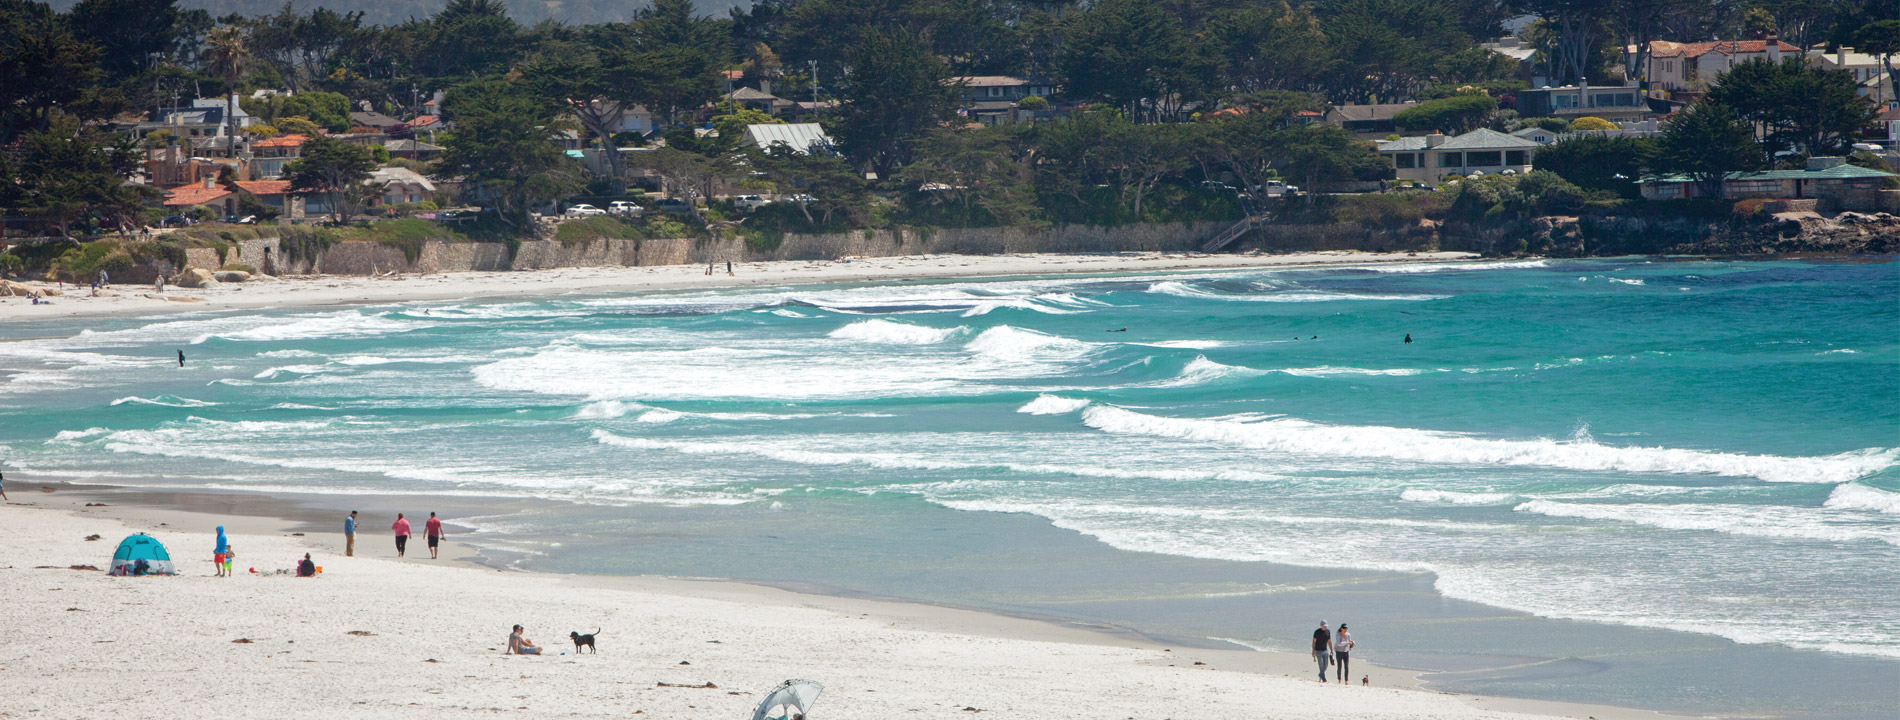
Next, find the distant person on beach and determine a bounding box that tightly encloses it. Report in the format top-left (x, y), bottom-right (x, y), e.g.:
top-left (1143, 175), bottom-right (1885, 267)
top-left (177, 350), bottom-right (186, 367)
top-left (1312, 620), bottom-right (1332, 682)
top-left (508, 625), bottom-right (541, 655)
top-left (1333, 624), bottom-right (1354, 684)
top-left (1, 470), bottom-right (8, 502)
top-left (1403, 333), bottom-right (1412, 344)
top-left (222, 545), bottom-right (236, 576)
top-left (296, 553), bottom-right (317, 577)
top-left (344, 511), bottom-right (358, 557)
top-left (214, 526), bottom-right (229, 578)
top-left (726, 260), bottom-right (734, 276)
top-left (392, 513), bottom-right (411, 557)
top-left (425, 512), bottom-right (444, 559)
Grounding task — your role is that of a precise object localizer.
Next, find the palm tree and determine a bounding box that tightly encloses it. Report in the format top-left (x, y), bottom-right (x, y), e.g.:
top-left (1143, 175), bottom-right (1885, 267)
top-left (203, 26), bottom-right (250, 158)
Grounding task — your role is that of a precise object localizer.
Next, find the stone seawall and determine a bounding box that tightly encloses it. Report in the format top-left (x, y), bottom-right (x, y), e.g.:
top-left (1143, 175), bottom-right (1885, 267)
top-left (231, 221), bottom-right (1233, 277)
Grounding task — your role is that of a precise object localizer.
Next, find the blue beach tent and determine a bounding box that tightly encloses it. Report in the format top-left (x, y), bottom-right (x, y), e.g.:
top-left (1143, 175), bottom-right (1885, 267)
top-left (109, 534), bottom-right (176, 576)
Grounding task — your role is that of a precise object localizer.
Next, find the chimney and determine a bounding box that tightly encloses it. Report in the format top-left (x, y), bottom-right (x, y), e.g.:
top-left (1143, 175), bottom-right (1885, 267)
top-left (1426, 133), bottom-right (1447, 147)
top-left (1838, 47), bottom-right (1848, 67)
top-left (1766, 35), bottom-right (1781, 62)
top-left (1579, 77), bottom-right (1589, 108)
top-left (202, 175), bottom-right (215, 189)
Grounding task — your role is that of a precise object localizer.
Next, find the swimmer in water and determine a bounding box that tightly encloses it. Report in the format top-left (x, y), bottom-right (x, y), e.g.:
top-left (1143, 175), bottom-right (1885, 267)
top-left (1403, 333), bottom-right (1412, 344)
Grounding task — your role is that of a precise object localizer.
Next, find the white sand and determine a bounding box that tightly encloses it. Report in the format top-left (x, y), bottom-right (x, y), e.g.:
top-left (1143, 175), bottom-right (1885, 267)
top-left (0, 498), bottom-right (1659, 720)
top-left (0, 250), bottom-right (1480, 321)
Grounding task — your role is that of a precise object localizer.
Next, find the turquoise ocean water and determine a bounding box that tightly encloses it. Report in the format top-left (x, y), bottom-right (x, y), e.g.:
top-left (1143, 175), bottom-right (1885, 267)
top-left (2, 257), bottom-right (1896, 716)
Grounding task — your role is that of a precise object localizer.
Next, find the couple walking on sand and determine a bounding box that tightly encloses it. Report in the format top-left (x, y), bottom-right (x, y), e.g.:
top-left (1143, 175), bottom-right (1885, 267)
top-left (343, 510), bottom-right (445, 559)
top-left (1311, 620), bottom-right (1356, 683)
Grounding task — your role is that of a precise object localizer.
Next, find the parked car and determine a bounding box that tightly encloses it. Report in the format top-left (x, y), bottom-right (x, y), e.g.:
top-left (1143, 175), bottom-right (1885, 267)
top-left (732, 194), bottom-right (773, 212)
top-left (565, 204), bottom-right (607, 217)
top-left (1198, 180), bottom-right (1237, 193)
top-left (607, 201), bottom-right (644, 217)
top-left (1259, 181), bottom-right (1299, 197)
top-left (159, 216), bottom-right (194, 228)
top-left (786, 194), bottom-right (816, 204)
top-left (654, 197), bottom-right (693, 214)
top-left (220, 215), bottom-right (257, 225)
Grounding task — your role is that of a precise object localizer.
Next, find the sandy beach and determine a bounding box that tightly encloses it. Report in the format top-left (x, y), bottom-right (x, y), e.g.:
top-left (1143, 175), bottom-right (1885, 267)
top-left (0, 492), bottom-right (1660, 720)
top-left (0, 250), bottom-right (1478, 321)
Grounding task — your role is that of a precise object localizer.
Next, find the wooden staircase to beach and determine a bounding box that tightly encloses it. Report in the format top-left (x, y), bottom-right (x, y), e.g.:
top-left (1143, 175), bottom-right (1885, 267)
top-left (1202, 215), bottom-right (1265, 253)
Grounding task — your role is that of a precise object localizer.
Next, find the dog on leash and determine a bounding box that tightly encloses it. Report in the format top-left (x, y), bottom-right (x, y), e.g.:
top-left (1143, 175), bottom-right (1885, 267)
top-left (569, 629), bottom-right (601, 654)
top-left (1361, 675), bottom-right (1370, 687)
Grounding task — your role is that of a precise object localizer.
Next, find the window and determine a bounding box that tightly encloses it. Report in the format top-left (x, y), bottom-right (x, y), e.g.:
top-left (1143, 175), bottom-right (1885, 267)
top-left (1726, 179), bottom-right (1780, 194)
top-left (1506, 150), bottom-right (1527, 166)
top-left (1439, 152), bottom-right (1463, 168)
top-left (1395, 154), bottom-right (1415, 169)
top-left (1466, 151), bottom-right (1502, 167)
top-left (1555, 95), bottom-right (1578, 109)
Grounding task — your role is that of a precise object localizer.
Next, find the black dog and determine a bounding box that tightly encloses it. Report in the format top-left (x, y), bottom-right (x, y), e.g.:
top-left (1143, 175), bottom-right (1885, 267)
top-left (569, 629), bottom-right (601, 654)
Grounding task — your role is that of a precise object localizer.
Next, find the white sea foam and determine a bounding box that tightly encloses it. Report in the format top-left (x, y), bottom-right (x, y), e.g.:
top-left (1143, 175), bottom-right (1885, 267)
top-left (110, 395), bottom-right (220, 408)
top-left (1818, 348), bottom-right (1860, 355)
top-left (257, 349), bottom-right (322, 358)
top-left (1360, 259), bottom-right (1549, 274)
top-left (192, 312), bottom-right (429, 344)
top-left (1514, 499), bottom-right (1900, 545)
top-left (1135, 340), bottom-right (1225, 349)
top-left (963, 326), bottom-right (1096, 363)
top-left (1823, 483), bottom-right (1900, 514)
top-left (1276, 365), bottom-right (1429, 377)
top-left (1079, 405), bottom-right (1898, 484)
top-left (1018, 394), bottom-right (1092, 415)
top-left (1400, 489), bottom-right (1517, 505)
top-left (253, 364), bottom-right (332, 380)
top-left (573, 400), bottom-right (641, 419)
top-left (1609, 277), bottom-right (1646, 286)
top-left (266, 403), bottom-right (337, 411)
top-left (636, 409), bottom-right (684, 424)
top-left (1146, 280), bottom-right (1442, 303)
top-left (827, 319), bottom-right (966, 345)
top-left (1149, 356), bottom-right (1264, 387)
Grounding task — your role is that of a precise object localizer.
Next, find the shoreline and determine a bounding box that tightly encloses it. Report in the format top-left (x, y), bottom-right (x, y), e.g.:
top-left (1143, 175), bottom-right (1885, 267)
top-left (0, 250), bottom-right (1481, 322)
top-left (2, 479), bottom-right (1676, 720)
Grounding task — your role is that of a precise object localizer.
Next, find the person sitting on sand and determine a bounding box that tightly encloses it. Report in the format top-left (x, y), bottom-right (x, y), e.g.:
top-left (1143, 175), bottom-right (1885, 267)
top-left (508, 625), bottom-right (541, 655)
top-left (296, 553), bottom-right (317, 577)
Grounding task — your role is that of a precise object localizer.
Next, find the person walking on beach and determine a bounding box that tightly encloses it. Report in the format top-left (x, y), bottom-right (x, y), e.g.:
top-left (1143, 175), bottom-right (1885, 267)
top-left (344, 511), bottom-right (358, 557)
top-left (1, 470), bottom-right (9, 502)
top-left (213, 526), bottom-right (229, 578)
top-left (1333, 623), bottom-right (1355, 684)
top-left (508, 625), bottom-right (541, 655)
top-left (392, 513), bottom-right (411, 557)
top-left (1312, 620), bottom-right (1333, 682)
top-left (424, 512), bottom-right (444, 559)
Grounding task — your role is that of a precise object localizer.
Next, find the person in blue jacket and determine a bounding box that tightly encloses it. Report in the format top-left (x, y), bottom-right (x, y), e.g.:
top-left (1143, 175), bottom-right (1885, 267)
top-left (213, 526), bottom-right (229, 578)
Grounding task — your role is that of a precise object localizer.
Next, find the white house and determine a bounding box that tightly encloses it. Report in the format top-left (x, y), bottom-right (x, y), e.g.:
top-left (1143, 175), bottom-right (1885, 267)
top-left (367, 166), bottom-right (437, 206)
top-left (1377, 128), bottom-right (1540, 184)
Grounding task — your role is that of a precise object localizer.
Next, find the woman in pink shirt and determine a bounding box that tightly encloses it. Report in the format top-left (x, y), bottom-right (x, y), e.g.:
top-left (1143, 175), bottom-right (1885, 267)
top-left (391, 513), bottom-right (411, 557)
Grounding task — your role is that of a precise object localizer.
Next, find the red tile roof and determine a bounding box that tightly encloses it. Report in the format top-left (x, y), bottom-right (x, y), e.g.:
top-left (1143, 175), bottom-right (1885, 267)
top-left (163, 186), bottom-right (233, 207)
top-left (1650, 40), bottom-right (1801, 59)
top-left (235, 180), bottom-right (293, 195)
top-left (409, 115), bottom-right (440, 126)
top-left (253, 133), bottom-right (309, 148)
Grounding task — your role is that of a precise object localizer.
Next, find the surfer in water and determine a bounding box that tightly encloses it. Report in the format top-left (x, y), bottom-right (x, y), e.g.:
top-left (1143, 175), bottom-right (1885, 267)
top-left (1403, 333), bottom-right (1412, 344)
top-left (177, 349), bottom-right (186, 367)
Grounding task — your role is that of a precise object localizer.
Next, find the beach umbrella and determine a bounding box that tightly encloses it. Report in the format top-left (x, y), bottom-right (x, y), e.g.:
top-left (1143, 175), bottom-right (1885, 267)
top-left (750, 679), bottom-right (823, 720)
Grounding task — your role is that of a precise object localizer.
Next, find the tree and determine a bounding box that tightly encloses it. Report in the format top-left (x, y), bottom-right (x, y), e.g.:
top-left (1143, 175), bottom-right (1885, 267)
top-left (64, 0), bottom-right (181, 80)
top-left (1208, 2), bottom-right (1331, 94)
top-left (831, 27), bottom-right (958, 178)
top-left (438, 77), bottom-right (582, 226)
top-left (274, 116), bottom-right (323, 137)
top-left (1707, 58), bottom-right (1879, 156)
top-left (1273, 123), bottom-right (1391, 191)
top-left (407, 0), bottom-right (521, 81)
top-left (1533, 134), bottom-right (1657, 197)
top-left (1854, 20), bottom-right (1900, 107)
top-left (0, 2), bottom-right (102, 142)
top-left (751, 145), bottom-right (871, 226)
top-left (3, 115), bottom-right (154, 235)
top-left (710, 107), bottom-right (780, 153)
top-left (286, 135), bottom-right (377, 221)
top-left (1058, 0), bottom-right (1212, 119)
top-left (899, 125), bottom-right (1041, 227)
top-left (521, 39), bottom-right (647, 194)
top-left (1317, 0), bottom-right (1472, 103)
top-left (203, 25), bottom-right (249, 157)
top-left (628, 0), bottom-right (728, 126)
top-left (1567, 116), bottom-right (1616, 132)
top-left (1656, 102), bottom-right (1763, 200)
top-left (1517, 0), bottom-right (1605, 86)
top-left (1392, 95), bottom-right (1497, 134)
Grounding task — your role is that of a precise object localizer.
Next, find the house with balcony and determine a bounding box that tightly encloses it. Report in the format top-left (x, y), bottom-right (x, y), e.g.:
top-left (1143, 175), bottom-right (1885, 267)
top-left (1377, 128), bottom-right (1540, 185)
